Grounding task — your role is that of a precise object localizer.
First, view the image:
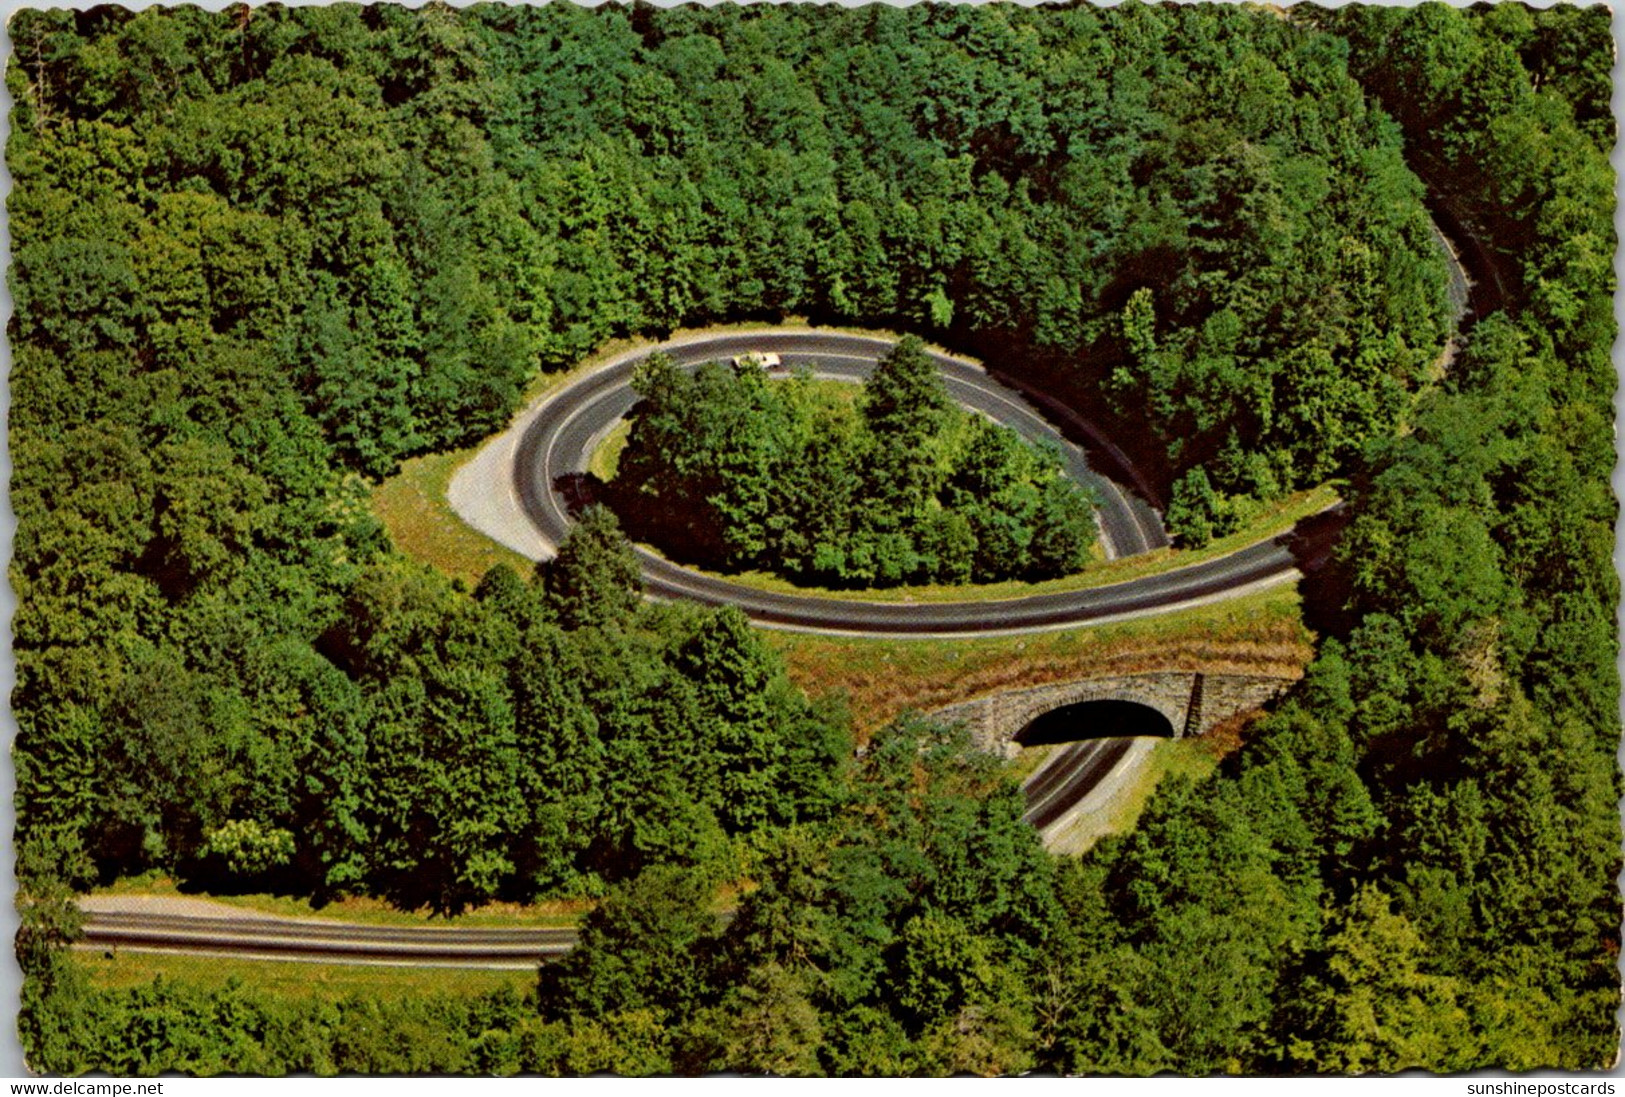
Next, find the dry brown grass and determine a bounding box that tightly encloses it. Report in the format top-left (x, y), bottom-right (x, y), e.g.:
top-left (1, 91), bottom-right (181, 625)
top-left (770, 584), bottom-right (1313, 740)
top-left (1194, 708), bottom-right (1267, 762)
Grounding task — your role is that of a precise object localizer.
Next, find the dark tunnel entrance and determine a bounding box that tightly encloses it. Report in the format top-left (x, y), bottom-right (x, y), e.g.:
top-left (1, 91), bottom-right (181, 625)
top-left (1013, 699), bottom-right (1176, 746)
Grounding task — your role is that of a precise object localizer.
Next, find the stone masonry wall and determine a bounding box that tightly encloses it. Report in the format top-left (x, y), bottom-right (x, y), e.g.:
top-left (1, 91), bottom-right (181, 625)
top-left (933, 671), bottom-right (1297, 753)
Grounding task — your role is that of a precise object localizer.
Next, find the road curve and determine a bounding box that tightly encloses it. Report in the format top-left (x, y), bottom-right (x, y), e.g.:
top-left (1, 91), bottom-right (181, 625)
top-left (500, 329), bottom-right (1335, 637)
top-left (517, 332), bottom-right (1167, 563)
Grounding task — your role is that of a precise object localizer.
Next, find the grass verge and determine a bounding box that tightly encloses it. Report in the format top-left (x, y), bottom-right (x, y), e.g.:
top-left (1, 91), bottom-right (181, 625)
top-left (371, 448), bottom-right (536, 588)
top-left (587, 420), bottom-right (633, 482)
top-left (71, 950), bottom-right (530, 1001)
top-left (633, 484), bottom-right (1338, 605)
top-left (771, 581), bottom-right (1313, 738)
top-left (1039, 737), bottom-right (1222, 856)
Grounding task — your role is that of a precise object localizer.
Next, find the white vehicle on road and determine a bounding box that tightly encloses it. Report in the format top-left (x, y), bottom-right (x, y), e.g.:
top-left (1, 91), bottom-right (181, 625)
top-left (731, 351), bottom-right (783, 371)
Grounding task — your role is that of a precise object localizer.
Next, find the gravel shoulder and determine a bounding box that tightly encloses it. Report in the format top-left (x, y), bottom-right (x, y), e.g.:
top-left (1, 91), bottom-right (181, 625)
top-left (446, 399), bottom-right (557, 562)
top-left (78, 894), bottom-right (326, 924)
top-left (447, 327), bottom-right (865, 563)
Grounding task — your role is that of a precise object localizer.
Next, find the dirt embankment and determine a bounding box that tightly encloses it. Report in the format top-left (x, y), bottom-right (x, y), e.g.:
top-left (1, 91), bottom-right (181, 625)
top-left (778, 607), bottom-right (1313, 739)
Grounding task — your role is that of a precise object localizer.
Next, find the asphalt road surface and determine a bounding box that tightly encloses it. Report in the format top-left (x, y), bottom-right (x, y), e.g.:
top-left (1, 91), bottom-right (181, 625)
top-left (513, 330), bottom-right (1334, 638)
top-left (79, 908), bottom-right (578, 970)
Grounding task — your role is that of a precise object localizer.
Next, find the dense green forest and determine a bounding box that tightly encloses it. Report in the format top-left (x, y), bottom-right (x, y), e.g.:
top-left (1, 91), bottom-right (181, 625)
top-left (613, 337), bottom-right (1099, 585)
top-left (8, 0), bottom-right (1449, 911)
top-left (9, 0), bottom-right (1618, 1076)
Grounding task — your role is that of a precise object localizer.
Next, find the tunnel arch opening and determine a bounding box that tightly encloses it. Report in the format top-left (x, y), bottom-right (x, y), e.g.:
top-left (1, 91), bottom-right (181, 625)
top-left (1013, 699), bottom-right (1176, 746)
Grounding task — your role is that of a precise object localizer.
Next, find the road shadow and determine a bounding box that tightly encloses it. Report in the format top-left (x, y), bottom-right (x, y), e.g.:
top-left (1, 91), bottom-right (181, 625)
top-left (983, 365), bottom-right (1170, 517)
top-left (1014, 700), bottom-right (1177, 746)
top-left (1280, 503), bottom-right (1358, 638)
top-left (551, 471), bottom-right (603, 518)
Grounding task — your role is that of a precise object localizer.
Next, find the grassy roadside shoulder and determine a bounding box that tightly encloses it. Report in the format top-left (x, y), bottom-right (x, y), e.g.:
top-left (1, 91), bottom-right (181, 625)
top-left (88, 874), bottom-right (590, 928)
top-left (371, 447), bottom-right (536, 587)
top-left (371, 329), bottom-right (664, 586)
top-left (619, 484), bottom-right (1338, 606)
top-left (1039, 735), bottom-right (1226, 856)
top-left (71, 951), bottom-right (532, 1000)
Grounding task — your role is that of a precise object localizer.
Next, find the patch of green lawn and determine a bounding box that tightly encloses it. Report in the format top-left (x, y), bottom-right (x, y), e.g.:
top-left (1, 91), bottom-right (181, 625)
top-left (587, 419), bottom-right (633, 482)
top-left (371, 448), bottom-right (535, 588)
top-left (72, 950), bottom-right (532, 1001)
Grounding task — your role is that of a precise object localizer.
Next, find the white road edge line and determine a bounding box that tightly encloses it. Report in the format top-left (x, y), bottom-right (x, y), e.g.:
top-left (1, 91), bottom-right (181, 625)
top-left (737, 568), bottom-right (1302, 641)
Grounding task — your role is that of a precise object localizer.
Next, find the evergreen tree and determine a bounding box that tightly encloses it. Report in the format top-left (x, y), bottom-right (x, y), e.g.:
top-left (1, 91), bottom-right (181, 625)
top-left (540, 505), bottom-right (643, 631)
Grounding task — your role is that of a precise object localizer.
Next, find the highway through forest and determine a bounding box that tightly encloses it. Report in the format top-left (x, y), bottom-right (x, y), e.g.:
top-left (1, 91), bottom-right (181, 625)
top-left (69, 741), bottom-right (1154, 968)
top-left (105, 216), bottom-right (1477, 969)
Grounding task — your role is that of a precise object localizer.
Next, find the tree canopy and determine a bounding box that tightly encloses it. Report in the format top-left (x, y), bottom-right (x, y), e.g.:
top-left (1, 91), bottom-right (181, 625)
top-left (9, 0), bottom-right (1617, 1077)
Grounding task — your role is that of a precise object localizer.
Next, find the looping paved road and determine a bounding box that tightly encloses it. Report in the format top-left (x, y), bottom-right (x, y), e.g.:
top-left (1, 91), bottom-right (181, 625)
top-left (510, 330), bottom-right (1328, 638)
top-left (81, 219), bottom-right (1471, 966)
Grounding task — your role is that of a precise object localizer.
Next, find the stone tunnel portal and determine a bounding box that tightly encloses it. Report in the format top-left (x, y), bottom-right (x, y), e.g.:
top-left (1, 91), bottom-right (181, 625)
top-left (1013, 699), bottom-right (1177, 746)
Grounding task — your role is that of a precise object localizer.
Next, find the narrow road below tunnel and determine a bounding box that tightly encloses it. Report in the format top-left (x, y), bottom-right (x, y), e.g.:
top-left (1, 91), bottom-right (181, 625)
top-left (1022, 738), bottom-right (1135, 831)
